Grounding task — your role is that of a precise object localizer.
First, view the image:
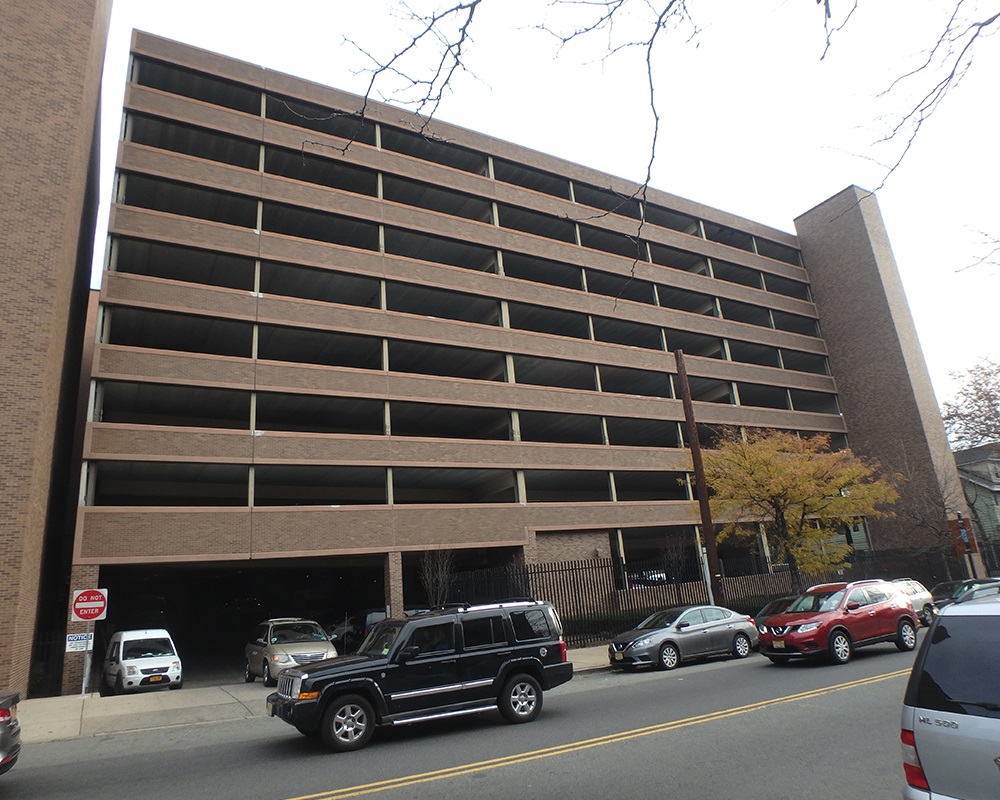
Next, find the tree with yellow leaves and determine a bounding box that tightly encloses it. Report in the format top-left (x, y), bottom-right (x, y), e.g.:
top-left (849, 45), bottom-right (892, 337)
top-left (702, 428), bottom-right (899, 591)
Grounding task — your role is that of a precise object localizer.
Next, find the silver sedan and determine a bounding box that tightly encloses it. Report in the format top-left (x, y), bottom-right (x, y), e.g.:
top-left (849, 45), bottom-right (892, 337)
top-left (608, 605), bottom-right (759, 670)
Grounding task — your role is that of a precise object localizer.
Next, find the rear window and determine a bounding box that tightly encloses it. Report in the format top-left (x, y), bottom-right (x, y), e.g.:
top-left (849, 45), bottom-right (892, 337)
top-left (906, 616), bottom-right (1000, 720)
top-left (510, 609), bottom-right (552, 642)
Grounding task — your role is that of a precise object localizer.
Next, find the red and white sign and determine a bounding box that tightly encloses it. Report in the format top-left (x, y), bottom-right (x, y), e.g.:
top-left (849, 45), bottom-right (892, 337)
top-left (71, 588), bottom-right (108, 622)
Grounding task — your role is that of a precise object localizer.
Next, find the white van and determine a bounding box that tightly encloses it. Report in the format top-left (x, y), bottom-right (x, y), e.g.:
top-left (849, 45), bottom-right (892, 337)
top-left (102, 629), bottom-right (183, 694)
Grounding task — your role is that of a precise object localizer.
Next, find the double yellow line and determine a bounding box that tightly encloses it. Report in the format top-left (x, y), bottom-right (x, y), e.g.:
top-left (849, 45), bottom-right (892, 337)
top-left (289, 669), bottom-right (910, 800)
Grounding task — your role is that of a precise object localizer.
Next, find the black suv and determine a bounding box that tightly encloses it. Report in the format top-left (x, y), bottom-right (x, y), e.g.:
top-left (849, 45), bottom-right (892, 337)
top-left (266, 600), bottom-right (573, 751)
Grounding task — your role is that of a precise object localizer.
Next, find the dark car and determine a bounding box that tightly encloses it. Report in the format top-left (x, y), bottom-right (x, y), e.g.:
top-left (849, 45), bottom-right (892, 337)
top-left (0, 693), bottom-right (20, 776)
top-left (953, 580), bottom-right (1000, 604)
top-left (327, 606), bottom-right (430, 654)
top-left (930, 578), bottom-right (998, 609)
top-left (608, 605), bottom-right (759, 671)
top-left (754, 596), bottom-right (797, 633)
top-left (759, 579), bottom-right (918, 665)
top-left (267, 600), bottom-right (573, 751)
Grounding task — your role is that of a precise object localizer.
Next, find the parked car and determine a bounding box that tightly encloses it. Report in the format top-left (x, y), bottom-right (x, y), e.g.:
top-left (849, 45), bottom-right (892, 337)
top-left (102, 628), bottom-right (183, 694)
top-left (892, 578), bottom-right (936, 626)
top-left (245, 618), bottom-right (338, 686)
top-left (327, 607), bottom-right (429, 654)
top-left (608, 605), bottom-right (759, 671)
top-left (754, 596), bottom-right (797, 633)
top-left (266, 600), bottom-right (573, 751)
top-left (758, 579), bottom-right (918, 665)
top-left (0, 693), bottom-right (20, 776)
top-left (930, 578), bottom-right (998, 609)
top-left (952, 580), bottom-right (1000, 604)
top-left (901, 594), bottom-right (1000, 799)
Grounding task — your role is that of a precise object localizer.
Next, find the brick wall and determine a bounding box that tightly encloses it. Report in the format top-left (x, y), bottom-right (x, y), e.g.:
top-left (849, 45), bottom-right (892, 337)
top-left (0, 0), bottom-right (111, 696)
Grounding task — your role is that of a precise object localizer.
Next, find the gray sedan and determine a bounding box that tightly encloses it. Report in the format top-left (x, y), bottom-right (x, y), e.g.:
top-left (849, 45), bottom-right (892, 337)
top-left (608, 605), bottom-right (759, 671)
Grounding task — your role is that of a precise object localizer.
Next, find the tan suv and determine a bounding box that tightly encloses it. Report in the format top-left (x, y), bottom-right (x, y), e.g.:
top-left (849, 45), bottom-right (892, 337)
top-left (245, 618), bottom-right (338, 686)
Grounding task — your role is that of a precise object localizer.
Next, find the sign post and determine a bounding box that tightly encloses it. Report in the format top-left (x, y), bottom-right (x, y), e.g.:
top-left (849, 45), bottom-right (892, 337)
top-left (71, 589), bottom-right (108, 695)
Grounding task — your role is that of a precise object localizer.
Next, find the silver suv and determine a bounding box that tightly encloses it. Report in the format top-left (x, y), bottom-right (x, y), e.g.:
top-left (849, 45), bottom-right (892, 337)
top-left (893, 578), bottom-right (935, 626)
top-left (901, 594), bottom-right (1000, 799)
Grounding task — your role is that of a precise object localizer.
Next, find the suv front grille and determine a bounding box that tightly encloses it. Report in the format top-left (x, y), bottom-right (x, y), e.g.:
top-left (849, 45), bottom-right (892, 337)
top-left (276, 673), bottom-right (300, 698)
top-left (769, 626), bottom-right (792, 636)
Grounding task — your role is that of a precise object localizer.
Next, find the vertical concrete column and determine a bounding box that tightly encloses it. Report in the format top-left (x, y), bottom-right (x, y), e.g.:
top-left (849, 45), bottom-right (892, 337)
top-left (60, 563), bottom-right (101, 696)
top-left (384, 552), bottom-right (404, 618)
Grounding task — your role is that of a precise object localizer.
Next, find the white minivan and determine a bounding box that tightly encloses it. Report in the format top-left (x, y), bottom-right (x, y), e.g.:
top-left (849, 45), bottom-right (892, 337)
top-left (103, 629), bottom-right (183, 695)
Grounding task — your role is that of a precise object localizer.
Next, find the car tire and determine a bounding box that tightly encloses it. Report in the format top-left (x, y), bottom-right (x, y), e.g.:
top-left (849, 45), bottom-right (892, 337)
top-left (828, 630), bottom-right (853, 664)
top-left (320, 694), bottom-right (375, 752)
top-left (920, 604), bottom-right (935, 627)
top-left (114, 673), bottom-right (125, 695)
top-left (263, 661), bottom-right (277, 688)
top-left (767, 655), bottom-right (789, 666)
top-left (498, 674), bottom-right (542, 724)
top-left (657, 642), bottom-right (681, 671)
top-left (244, 660), bottom-right (256, 683)
top-left (732, 633), bottom-right (752, 659)
top-left (169, 681), bottom-right (182, 690)
top-left (896, 618), bottom-right (917, 652)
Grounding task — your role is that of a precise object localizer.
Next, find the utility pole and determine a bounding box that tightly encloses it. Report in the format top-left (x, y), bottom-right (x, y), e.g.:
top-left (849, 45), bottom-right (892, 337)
top-left (674, 350), bottom-right (725, 605)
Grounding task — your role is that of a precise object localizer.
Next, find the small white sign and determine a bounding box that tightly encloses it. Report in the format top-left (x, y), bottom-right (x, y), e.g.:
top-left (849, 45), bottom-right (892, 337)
top-left (66, 632), bottom-right (94, 653)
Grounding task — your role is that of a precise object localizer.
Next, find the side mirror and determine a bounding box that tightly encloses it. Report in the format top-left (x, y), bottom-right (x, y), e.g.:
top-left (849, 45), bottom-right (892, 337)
top-left (845, 601), bottom-right (861, 611)
top-left (676, 621), bottom-right (690, 630)
top-left (397, 645), bottom-right (420, 663)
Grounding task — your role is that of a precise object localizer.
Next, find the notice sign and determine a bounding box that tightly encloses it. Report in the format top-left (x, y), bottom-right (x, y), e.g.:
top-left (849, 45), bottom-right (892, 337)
top-left (71, 588), bottom-right (108, 622)
top-left (66, 632), bottom-right (94, 653)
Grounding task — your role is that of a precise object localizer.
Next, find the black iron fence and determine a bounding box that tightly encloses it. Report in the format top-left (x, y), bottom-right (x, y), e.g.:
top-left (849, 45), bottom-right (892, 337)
top-left (448, 547), bottom-right (967, 648)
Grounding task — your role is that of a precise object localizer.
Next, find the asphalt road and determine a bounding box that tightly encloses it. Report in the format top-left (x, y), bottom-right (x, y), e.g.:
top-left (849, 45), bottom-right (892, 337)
top-left (8, 642), bottom-right (918, 800)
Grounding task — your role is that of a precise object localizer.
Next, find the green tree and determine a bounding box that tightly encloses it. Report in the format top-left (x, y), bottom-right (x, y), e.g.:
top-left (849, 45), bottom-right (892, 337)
top-left (702, 428), bottom-right (898, 590)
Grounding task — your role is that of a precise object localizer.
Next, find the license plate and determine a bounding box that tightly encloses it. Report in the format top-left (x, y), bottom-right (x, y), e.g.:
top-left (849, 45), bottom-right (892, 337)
top-left (614, 652), bottom-right (623, 661)
top-left (773, 640), bottom-right (785, 649)
top-left (148, 675), bottom-right (163, 682)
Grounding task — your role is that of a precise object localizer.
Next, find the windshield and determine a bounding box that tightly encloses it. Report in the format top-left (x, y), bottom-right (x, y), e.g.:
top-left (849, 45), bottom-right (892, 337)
top-left (930, 581), bottom-right (966, 599)
top-left (357, 621), bottom-right (405, 656)
top-left (123, 638), bottom-right (174, 659)
top-left (636, 608), bottom-right (684, 630)
top-left (271, 622), bottom-right (328, 644)
top-left (787, 590), bottom-right (844, 613)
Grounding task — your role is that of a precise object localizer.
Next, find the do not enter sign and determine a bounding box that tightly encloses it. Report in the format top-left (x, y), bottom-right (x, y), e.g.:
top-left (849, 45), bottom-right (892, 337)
top-left (71, 588), bottom-right (108, 622)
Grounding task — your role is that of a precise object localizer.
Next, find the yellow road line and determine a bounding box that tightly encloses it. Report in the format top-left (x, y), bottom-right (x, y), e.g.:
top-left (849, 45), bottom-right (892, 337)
top-left (287, 668), bottom-right (910, 800)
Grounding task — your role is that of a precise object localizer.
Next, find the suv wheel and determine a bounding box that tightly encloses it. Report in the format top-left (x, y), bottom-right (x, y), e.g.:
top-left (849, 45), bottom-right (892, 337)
top-left (896, 618), bottom-right (917, 652)
top-left (498, 674), bottom-right (542, 723)
top-left (263, 661), bottom-right (277, 687)
top-left (828, 630), bottom-right (853, 664)
top-left (657, 642), bottom-right (680, 671)
top-left (732, 633), bottom-right (752, 659)
top-left (919, 604), bottom-right (934, 627)
top-left (321, 694), bottom-right (375, 752)
top-left (244, 660), bottom-right (256, 683)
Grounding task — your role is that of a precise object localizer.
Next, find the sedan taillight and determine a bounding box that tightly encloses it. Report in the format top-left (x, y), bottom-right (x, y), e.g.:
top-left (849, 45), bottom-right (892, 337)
top-left (901, 728), bottom-right (929, 790)
top-left (0, 707), bottom-right (11, 724)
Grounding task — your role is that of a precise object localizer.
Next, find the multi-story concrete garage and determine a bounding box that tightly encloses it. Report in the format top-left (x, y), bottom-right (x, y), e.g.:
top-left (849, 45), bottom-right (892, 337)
top-left (60, 31), bottom-right (963, 691)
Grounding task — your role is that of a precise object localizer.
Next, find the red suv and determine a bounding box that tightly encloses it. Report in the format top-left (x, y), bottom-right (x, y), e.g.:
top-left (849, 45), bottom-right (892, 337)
top-left (759, 579), bottom-right (918, 665)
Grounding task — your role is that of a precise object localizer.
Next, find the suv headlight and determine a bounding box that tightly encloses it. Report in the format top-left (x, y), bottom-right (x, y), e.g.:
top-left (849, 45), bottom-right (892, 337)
top-left (798, 622), bottom-right (821, 633)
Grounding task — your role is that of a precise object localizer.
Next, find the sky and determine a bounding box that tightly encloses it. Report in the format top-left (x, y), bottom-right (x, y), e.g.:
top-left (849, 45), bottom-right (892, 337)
top-left (93, 0), bottom-right (999, 408)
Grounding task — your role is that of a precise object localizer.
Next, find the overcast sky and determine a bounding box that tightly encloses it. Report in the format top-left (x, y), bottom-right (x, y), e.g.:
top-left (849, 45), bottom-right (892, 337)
top-left (94, 0), bottom-right (999, 407)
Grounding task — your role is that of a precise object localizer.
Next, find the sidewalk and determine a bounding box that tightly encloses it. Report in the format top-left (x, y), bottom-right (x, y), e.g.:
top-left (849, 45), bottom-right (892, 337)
top-left (17, 646), bottom-right (609, 744)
